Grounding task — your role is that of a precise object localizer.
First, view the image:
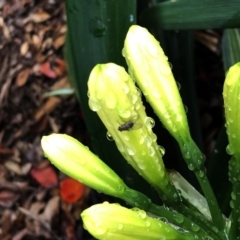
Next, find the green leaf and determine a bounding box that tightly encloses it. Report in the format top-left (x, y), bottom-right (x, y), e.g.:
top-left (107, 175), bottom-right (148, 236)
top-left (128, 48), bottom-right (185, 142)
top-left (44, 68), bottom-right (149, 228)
top-left (222, 29), bottom-right (240, 72)
top-left (64, 0), bottom-right (158, 199)
top-left (140, 0), bottom-right (240, 30)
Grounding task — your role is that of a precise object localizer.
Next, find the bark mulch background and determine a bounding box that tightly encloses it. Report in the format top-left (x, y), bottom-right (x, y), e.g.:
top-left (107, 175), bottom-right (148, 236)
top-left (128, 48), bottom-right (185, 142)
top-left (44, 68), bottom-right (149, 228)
top-left (0, 1), bottom-right (225, 240)
top-left (0, 1), bottom-right (100, 239)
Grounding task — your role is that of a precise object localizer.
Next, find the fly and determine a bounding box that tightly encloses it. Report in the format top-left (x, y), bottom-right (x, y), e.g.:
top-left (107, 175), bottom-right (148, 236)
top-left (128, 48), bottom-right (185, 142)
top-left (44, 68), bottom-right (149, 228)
top-left (118, 114), bottom-right (142, 132)
top-left (118, 121), bottom-right (134, 132)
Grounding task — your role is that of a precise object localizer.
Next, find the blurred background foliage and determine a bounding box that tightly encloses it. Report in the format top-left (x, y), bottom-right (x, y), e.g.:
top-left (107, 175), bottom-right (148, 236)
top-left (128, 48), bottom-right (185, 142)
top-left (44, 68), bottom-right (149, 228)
top-left (64, 0), bottom-right (240, 214)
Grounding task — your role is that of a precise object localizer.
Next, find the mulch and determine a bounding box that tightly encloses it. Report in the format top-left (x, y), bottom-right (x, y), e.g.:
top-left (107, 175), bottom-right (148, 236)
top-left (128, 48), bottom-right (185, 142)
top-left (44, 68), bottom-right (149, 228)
top-left (0, 1), bottom-right (225, 240)
top-left (0, 1), bottom-right (98, 239)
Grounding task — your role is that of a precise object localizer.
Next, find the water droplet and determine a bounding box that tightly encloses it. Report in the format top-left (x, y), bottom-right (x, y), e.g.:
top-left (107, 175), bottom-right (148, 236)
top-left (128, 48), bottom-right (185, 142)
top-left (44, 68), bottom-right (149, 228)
top-left (176, 113), bottom-right (182, 122)
top-left (230, 199), bottom-right (234, 208)
top-left (177, 228), bottom-right (186, 233)
top-left (122, 84), bottom-right (130, 94)
top-left (121, 48), bottom-right (126, 57)
top-left (158, 146), bottom-right (165, 157)
top-left (88, 98), bottom-right (100, 111)
top-left (198, 170), bottom-right (204, 178)
top-left (152, 133), bottom-right (157, 142)
top-left (145, 221), bottom-right (151, 227)
top-left (146, 42), bottom-right (159, 57)
top-left (188, 163), bottom-right (195, 170)
top-left (136, 87), bottom-right (142, 97)
top-left (191, 223), bottom-right (200, 232)
top-left (144, 136), bottom-right (152, 146)
top-left (137, 210), bottom-right (147, 219)
top-left (159, 217), bottom-right (168, 223)
top-left (176, 81), bottom-right (181, 90)
top-left (129, 14), bottom-right (134, 22)
top-left (118, 109), bottom-right (132, 119)
top-left (231, 192), bottom-right (236, 200)
top-left (175, 214), bottom-right (184, 223)
top-left (118, 223), bottom-right (123, 230)
top-left (96, 225), bottom-right (107, 235)
top-left (226, 144), bottom-right (235, 155)
top-left (184, 151), bottom-right (191, 159)
top-left (137, 160), bottom-right (146, 170)
top-left (153, 90), bottom-right (161, 98)
top-left (148, 146), bottom-right (155, 156)
top-left (126, 146), bottom-right (135, 155)
top-left (184, 105), bottom-right (188, 113)
top-left (131, 93), bottom-right (138, 104)
top-left (117, 184), bottom-right (123, 191)
top-left (106, 132), bottom-right (114, 141)
top-left (145, 117), bottom-right (155, 129)
top-left (117, 144), bottom-right (124, 153)
top-left (169, 62), bottom-right (173, 69)
top-left (89, 17), bottom-right (107, 37)
top-left (127, 189), bottom-right (138, 198)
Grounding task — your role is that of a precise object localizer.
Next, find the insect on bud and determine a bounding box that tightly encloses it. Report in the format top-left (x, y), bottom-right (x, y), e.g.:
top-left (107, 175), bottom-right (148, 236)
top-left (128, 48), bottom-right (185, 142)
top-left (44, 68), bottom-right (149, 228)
top-left (88, 63), bottom-right (180, 204)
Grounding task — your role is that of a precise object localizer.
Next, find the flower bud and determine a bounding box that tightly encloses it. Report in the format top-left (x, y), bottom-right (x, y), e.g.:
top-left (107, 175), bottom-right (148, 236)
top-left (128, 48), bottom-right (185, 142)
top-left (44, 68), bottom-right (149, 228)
top-left (41, 134), bottom-right (151, 209)
top-left (123, 25), bottom-right (203, 170)
top-left (88, 63), bottom-right (179, 204)
top-left (223, 62), bottom-right (240, 159)
top-left (82, 202), bottom-right (197, 240)
top-left (41, 134), bottom-right (127, 197)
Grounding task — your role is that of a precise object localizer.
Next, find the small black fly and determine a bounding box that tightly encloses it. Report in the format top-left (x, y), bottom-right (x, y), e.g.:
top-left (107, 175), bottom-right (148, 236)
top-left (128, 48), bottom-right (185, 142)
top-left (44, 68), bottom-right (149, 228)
top-left (118, 121), bottom-right (134, 132)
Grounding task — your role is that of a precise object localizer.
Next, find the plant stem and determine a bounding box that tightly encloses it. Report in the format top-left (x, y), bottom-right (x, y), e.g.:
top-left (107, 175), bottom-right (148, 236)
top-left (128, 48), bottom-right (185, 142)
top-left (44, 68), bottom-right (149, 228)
top-left (149, 203), bottom-right (208, 238)
top-left (181, 139), bottom-right (225, 230)
top-left (177, 205), bottom-right (226, 240)
top-left (228, 158), bottom-right (240, 239)
top-left (194, 171), bottom-right (225, 230)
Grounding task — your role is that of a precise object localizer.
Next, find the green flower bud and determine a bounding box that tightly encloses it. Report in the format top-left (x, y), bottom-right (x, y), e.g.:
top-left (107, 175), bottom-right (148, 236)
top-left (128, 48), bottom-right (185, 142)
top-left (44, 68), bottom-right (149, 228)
top-left (223, 62), bottom-right (240, 159)
top-left (88, 63), bottom-right (179, 203)
top-left (41, 134), bottom-right (127, 197)
top-left (41, 134), bottom-right (151, 210)
top-left (82, 202), bottom-right (197, 240)
top-left (123, 25), bottom-right (204, 170)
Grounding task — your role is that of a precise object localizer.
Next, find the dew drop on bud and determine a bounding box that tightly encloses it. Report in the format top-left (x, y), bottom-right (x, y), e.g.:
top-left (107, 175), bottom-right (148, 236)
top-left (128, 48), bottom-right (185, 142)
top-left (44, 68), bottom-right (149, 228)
top-left (121, 48), bottom-right (126, 57)
top-left (88, 98), bottom-right (101, 111)
top-left (176, 81), bottom-right (181, 90)
top-left (158, 145), bottom-right (165, 157)
top-left (136, 87), bottom-right (142, 97)
top-left (145, 117), bottom-right (155, 129)
top-left (106, 132), bottom-right (114, 141)
top-left (118, 223), bottom-right (123, 230)
top-left (226, 144), bottom-right (235, 155)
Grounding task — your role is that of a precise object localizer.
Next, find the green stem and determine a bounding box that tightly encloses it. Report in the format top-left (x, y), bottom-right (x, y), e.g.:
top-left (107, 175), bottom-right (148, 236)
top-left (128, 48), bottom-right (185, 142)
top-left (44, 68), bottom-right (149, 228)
top-left (149, 203), bottom-right (208, 238)
top-left (194, 171), bottom-right (225, 230)
top-left (228, 158), bottom-right (240, 239)
top-left (228, 185), bottom-right (240, 240)
top-left (177, 205), bottom-right (226, 240)
top-left (181, 139), bottom-right (225, 230)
